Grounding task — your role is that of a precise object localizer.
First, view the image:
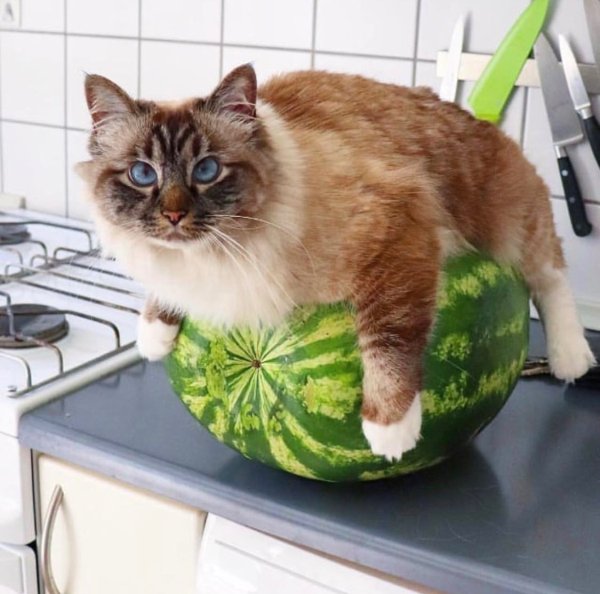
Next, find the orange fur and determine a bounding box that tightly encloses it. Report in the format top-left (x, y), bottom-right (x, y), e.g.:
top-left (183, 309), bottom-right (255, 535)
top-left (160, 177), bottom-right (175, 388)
top-left (259, 71), bottom-right (563, 423)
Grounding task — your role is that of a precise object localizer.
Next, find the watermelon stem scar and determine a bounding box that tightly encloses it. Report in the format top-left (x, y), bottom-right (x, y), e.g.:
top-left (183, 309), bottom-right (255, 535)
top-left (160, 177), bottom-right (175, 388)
top-left (166, 252), bottom-right (530, 482)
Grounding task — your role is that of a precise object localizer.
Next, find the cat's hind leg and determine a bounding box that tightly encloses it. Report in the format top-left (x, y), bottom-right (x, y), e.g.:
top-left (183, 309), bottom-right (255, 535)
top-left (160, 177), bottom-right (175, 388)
top-left (527, 262), bottom-right (595, 381)
top-left (517, 197), bottom-right (595, 381)
top-left (480, 143), bottom-right (595, 382)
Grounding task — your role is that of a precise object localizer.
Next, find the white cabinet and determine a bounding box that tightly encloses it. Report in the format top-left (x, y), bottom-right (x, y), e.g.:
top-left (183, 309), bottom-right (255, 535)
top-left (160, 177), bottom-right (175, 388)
top-left (197, 515), bottom-right (438, 594)
top-left (37, 455), bottom-right (206, 594)
top-left (37, 455), bottom-right (437, 594)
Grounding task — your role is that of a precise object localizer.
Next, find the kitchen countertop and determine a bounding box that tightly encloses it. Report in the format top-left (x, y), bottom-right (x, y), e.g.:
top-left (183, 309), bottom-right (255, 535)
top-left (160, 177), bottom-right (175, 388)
top-left (19, 322), bottom-right (600, 594)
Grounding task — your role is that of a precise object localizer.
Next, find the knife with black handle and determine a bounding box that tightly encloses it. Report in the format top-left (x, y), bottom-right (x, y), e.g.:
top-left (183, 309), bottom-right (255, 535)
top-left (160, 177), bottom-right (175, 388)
top-left (556, 147), bottom-right (593, 236)
top-left (535, 34), bottom-right (592, 237)
top-left (582, 110), bottom-right (600, 168)
top-left (560, 35), bottom-right (600, 172)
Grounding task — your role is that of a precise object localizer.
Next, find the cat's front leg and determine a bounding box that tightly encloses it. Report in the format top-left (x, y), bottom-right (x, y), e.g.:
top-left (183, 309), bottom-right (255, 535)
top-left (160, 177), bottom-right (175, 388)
top-left (354, 256), bottom-right (439, 461)
top-left (136, 298), bottom-right (182, 361)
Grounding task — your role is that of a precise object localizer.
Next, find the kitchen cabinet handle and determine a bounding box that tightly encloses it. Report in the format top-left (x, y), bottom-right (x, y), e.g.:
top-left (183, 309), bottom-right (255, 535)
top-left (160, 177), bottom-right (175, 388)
top-left (41, 485), bottom-right (64, 594)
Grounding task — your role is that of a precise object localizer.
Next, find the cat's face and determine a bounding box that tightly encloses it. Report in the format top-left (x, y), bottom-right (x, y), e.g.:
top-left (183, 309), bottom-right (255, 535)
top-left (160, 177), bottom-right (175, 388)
top-left (78, 65), bottom-right (275, 247)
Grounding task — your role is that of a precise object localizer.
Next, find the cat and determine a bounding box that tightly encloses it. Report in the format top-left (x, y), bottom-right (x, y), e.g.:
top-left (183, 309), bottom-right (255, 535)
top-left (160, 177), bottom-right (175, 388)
top-left (77, 64), bottom-right (595, 461)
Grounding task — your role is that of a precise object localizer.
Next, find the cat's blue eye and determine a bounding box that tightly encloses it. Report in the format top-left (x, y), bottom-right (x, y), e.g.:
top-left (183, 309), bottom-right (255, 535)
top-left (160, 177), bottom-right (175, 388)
top-left (129, 161), bottom-right (157, 187)
top-left (193, 157), bottom-right (221, 184)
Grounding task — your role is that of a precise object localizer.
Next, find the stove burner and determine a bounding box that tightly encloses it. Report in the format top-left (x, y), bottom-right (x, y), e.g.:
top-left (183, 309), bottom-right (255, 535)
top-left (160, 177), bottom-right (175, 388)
top-left (0, 304), bottom-right (69, 348)
top-left (0, 223), bottom-right (31, 245)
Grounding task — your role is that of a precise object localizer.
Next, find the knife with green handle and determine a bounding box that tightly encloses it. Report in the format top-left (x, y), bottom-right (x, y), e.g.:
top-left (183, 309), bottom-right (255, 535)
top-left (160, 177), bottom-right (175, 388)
top-left (468, 0), bottom-right (549, 123)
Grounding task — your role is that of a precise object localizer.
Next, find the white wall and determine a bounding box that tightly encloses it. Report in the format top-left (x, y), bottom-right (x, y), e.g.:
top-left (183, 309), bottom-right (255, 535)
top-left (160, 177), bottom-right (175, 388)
top-left (0, 0), bottom-right (599, 311)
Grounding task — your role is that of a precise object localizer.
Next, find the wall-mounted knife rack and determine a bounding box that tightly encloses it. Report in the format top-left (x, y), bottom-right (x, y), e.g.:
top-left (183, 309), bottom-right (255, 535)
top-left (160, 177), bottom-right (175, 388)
top-left (436, 51), bottom-right (600, 94)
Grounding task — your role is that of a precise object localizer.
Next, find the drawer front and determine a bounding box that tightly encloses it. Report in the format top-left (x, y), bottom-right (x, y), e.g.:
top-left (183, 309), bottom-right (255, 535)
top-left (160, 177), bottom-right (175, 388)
top-left (197, 514), bottom-right (429, 594)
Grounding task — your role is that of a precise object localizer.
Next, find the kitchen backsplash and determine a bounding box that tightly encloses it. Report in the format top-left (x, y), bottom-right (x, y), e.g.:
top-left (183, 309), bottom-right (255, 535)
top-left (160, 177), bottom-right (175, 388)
top-left (1, 0), bottom-right (600, 316)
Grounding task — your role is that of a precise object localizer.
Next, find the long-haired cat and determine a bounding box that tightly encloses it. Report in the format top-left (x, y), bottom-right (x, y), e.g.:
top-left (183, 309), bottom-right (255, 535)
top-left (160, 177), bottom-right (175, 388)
top-left (77, 64), bottom-right (595, 461)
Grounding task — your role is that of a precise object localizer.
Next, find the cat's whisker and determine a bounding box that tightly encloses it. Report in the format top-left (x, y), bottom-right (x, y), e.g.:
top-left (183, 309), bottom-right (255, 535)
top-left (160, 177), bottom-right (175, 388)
top-left (210, 226), bottom-right (294, 314)
top-left (210, 213), bottom-right (317, 277)
top-left (210, 226), bottom-right (298, 314)
top-left (205, 232), bottom-right (255, 307)
top-left (213, 227), bottom-right (298, 309)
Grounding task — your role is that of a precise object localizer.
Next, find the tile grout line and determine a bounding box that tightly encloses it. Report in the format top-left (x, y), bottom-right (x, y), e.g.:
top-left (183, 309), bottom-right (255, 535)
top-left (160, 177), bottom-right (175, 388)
top-left (219, 0), bottom-right (225, 78)
top-left (63, 0), bottom-right (69, 217)
top-left (0, 27), bottom-right (428, 63)
top-left (137, 0), bottom-right (142, 98)
top-left (1, 117), bottom-right (87, 132)
top-left (411, 0), bottom-right (422, 86)
top-left (310, 0), bottom-right (318, 69)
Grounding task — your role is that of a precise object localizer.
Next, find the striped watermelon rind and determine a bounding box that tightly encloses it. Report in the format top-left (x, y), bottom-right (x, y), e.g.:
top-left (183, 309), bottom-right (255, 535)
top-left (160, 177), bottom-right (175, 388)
top-left (166, 252), bottom-right (529, 482)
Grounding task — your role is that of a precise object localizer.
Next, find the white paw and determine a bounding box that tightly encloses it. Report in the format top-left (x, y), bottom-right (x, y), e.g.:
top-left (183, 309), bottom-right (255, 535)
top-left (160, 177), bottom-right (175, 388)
top-left (548, 332), bottom-right (596, 382)
top-left (136, 317), bottom-right (180, 361)
top-left (362, 394), bottom-right (422, 462)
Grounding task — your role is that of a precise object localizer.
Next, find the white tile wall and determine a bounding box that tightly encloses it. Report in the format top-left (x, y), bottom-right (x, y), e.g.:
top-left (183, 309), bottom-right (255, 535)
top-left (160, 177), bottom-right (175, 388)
top-left (316, 0), bottom-right (417, 58)
top-left (67, 0), bottom-right (139, 37)
top-left (140, 41), bottom-right (221, 100)
top-left (224, 0), bottom-right (314, 49)
top-left (418, 0), bottom-right (529, 60)
top-left (21, 0), bottom-right (64, 32)
top-left (0, 0), bottom-right (599, 308)
top-left (2, 122), bottom-right (66, 215)
top-left (0, 32), bottom-right (64, 125)
top-left (66, 36), bottom-right (139, 129)
top-left (141, 0), bottom-right (222, 43)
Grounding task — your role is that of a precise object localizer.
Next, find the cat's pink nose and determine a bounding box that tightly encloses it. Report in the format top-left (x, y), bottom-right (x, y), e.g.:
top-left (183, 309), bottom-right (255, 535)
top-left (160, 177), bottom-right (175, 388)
top-left (161, 209), bottom-right (188, 225)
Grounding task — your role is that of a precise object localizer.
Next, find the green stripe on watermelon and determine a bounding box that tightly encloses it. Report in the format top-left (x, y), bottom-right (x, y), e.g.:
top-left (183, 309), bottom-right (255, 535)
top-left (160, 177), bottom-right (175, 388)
top-left (165, 252), bottom-right (529, 482)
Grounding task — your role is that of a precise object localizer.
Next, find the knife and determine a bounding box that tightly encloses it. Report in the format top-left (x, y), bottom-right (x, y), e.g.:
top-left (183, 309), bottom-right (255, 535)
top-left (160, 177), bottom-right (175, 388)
top-left (439, 14), bottom-right (465, 103)
top-left (468, 0), bottom-right (549, 123)
top-left (558, 34), bottom-right (600, 170)
top-left (585, 0), bottom-right (600, 73)
top-left (534, 34), bottom-right (592, 237)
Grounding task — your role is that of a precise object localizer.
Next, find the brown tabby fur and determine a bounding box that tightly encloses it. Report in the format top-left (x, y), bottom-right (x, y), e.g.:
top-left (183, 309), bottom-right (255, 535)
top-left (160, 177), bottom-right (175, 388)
top-left (260, 71), bottom-right (562, 423)
top-left (80, 65), bottom-right (569, 435)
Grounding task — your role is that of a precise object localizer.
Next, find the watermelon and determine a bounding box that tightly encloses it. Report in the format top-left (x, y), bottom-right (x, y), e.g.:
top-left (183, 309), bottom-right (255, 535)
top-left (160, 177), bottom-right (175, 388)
top-left (166, 252), bottom-right (529, 482)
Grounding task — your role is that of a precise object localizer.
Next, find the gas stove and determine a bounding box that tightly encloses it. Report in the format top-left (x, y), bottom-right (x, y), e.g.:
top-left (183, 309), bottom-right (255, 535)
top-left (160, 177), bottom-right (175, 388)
top-left (0, 200), bottom-right (144, 435)
top-left (0, 195), bottom-right (145, 592)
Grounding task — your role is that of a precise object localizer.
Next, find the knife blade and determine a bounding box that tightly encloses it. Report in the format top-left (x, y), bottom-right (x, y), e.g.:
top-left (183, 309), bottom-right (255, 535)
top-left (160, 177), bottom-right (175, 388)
top-left (468, 0), bottom-right (549, 123)
top-left (559, 34), bottom-right (600, 170)
top-left (439, 14), bottom-right (465, 103)
top-left (584, 0), bottom-right (600, 74)
top-left (534, 33), bottom-right (592, 237)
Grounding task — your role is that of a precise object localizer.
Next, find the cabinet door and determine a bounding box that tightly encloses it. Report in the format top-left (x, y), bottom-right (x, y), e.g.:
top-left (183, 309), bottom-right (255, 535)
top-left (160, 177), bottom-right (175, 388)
top-left (37, 455), bottom-right (205, 594)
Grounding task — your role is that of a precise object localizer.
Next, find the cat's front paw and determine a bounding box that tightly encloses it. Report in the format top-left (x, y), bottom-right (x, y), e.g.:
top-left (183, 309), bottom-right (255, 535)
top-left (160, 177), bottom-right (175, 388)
top-left (361, 394), bottom-right (422, 462)
top-left (136, 316), bottom-right (180, 361)
top-left (548, 332), bottom-right (596, 382)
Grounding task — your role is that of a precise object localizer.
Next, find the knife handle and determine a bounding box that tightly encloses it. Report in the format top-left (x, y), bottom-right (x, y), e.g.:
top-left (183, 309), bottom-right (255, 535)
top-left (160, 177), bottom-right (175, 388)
top-left (557, 154), bottom-right (592, 237)
top-left (583, 115), bottom-right (600, 169)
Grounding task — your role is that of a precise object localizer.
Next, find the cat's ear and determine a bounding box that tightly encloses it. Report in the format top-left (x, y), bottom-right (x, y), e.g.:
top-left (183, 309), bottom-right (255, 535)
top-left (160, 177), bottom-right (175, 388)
top-left (84, 74), bottom-right (136, 129)
top-left (207, 64), bottom-right (257, 119)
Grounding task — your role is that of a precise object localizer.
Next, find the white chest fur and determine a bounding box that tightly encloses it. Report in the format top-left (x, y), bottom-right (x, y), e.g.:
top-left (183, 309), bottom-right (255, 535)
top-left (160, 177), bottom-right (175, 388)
top-left (98, 221), bottom-right (296, 327)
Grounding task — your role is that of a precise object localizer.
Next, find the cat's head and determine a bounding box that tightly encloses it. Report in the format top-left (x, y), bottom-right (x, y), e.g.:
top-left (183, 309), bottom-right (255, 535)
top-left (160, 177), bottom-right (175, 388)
top-left (77, 64), bottom-right (277, 248)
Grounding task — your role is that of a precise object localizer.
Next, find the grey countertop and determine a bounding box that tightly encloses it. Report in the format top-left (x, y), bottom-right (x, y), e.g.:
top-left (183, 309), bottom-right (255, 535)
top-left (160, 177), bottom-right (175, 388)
top-left (19, 323), bottom-right (600, 594)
